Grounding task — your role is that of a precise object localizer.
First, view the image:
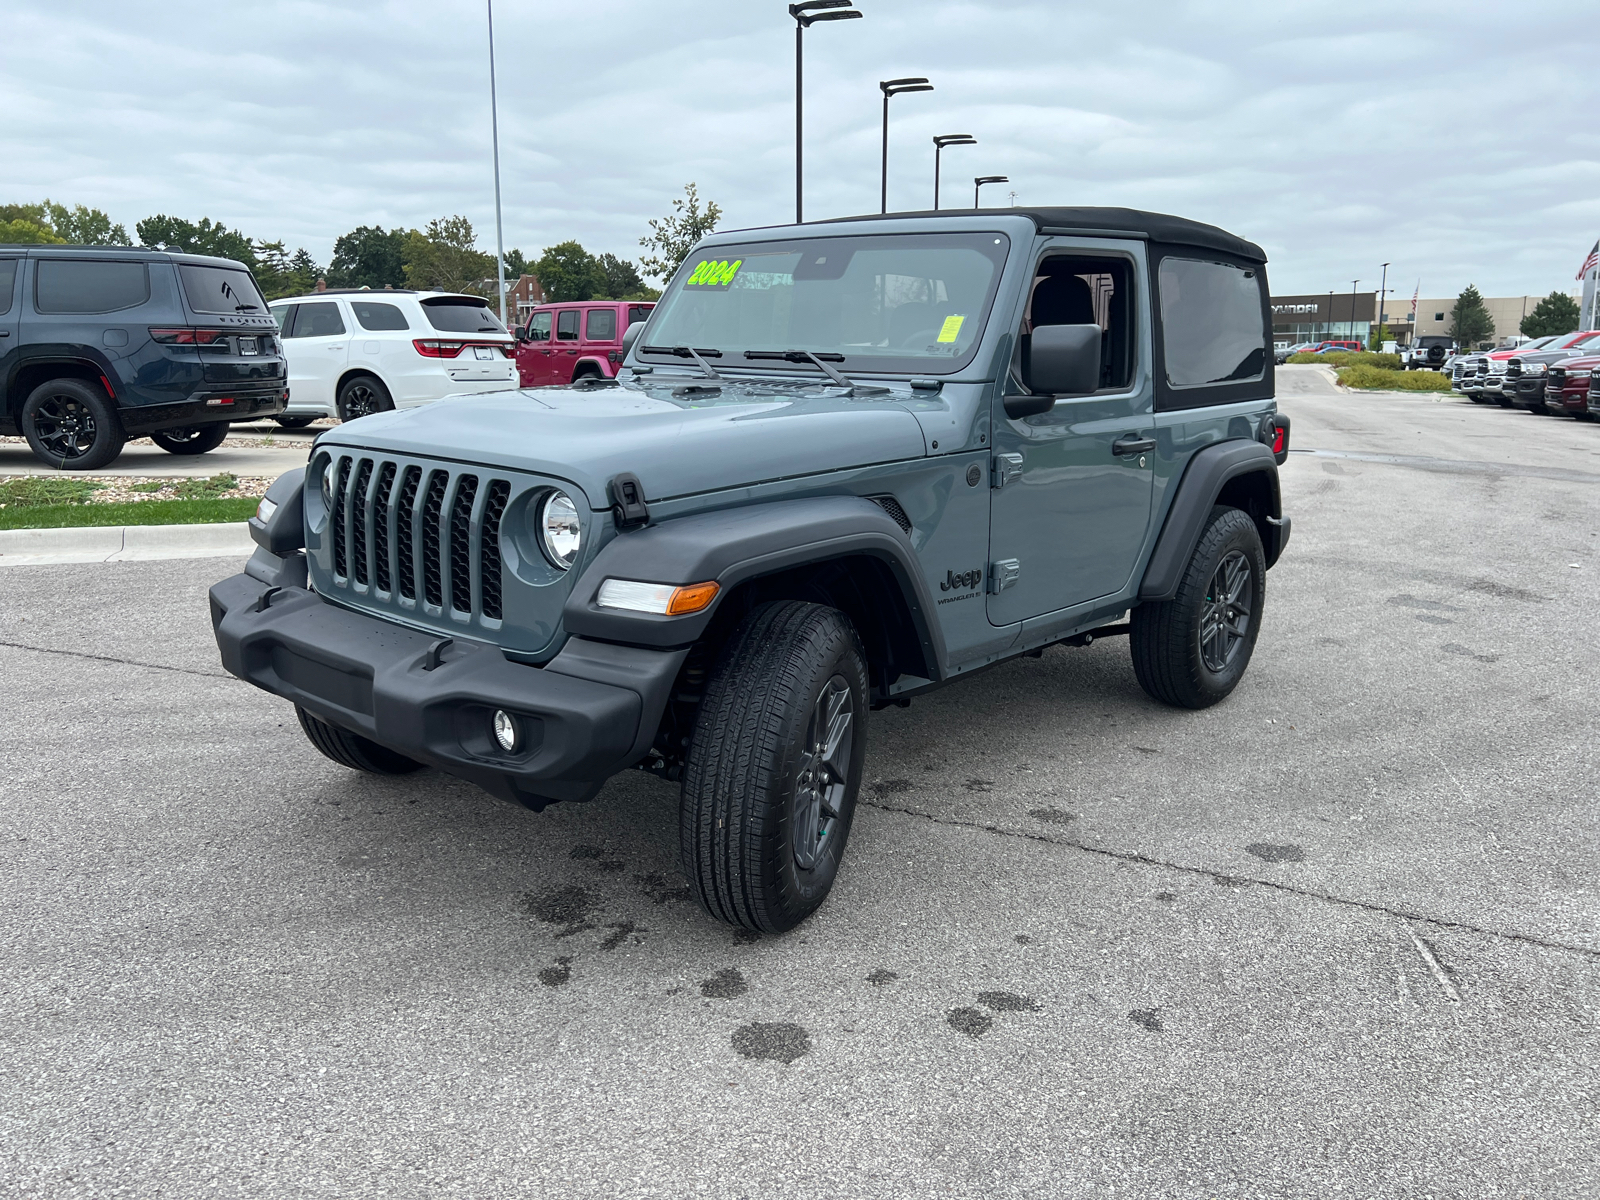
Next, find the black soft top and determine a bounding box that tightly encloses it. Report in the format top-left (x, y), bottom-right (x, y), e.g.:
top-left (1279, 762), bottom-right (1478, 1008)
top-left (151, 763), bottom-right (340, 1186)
top-left (819, 206), bottom-right (1266, 262)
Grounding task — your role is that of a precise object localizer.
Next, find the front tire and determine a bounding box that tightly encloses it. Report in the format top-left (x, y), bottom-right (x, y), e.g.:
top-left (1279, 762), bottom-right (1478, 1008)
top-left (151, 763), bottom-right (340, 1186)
top-left (150, 422), bottom-right (229, 455)
top-left (680, 601), bottom-right (869, 933)
top-left (1130, 506), bottom-right (1266, 709)
top-left (21, 379), bottom-right (125, 470)
top-left (297, 706), bottom-right (425, 774)
top-left (336, 375), bottom-right (393, 422)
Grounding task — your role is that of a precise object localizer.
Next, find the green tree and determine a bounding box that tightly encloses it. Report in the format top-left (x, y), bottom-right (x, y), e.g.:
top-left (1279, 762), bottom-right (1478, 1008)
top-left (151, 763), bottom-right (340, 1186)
top-left (534, 240), bottom-right (602, 302)
top-left (594, 252), bottom-right (647, 299)
top-left (402, 216), bottom-right (494, 295)
top-left (1520, 291), bottom-right (1580, 339)
top-left (1368, 323), bottom-right (1392, 351)
top-left (638, 182), bottom-right (722, 282)
top-left (501, 247), bottom-right (532, 279)
top-left (1447, 285), bottom-right (1494, 349)
top-left (328, 225), bottom-right (407, 289)
top-left (44, 201), bottom-right (128, 246)
top-left (136, 215), bottom-right (257, 266)
top-left (0, 204), bottom-right (64, 245)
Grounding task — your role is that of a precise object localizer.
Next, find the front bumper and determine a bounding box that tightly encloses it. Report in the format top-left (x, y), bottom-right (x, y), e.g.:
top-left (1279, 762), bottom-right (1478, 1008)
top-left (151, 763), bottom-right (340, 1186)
top-left (1510, 378), bottom-right (1548, 407)
top-left (1545, 387), bottom-right (1588, 413)
top-left (210, 568), bottom-right (685, 809)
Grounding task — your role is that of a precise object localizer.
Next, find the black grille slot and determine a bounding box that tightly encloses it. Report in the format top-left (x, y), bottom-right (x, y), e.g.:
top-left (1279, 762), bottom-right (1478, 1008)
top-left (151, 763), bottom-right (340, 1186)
top-left (395, 466), bottom-right (420, 601)
top-left (372, 462), bottom-right (396, 593)
top-left (421, 471), bottom-right (448, 607)
top-left (449, 475), bottom-right (479, 613)
top-left (869, 494), bottom-right (912, 535)
top-left (480, 480), bottom-right (510, 620)
top-left (331, 457), bottom-right (350, 578)
top-left (350, 459), bottom-right (373, 585)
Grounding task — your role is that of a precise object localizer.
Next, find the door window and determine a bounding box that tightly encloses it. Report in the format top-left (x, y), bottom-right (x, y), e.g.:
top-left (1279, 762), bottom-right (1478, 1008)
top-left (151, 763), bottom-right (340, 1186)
top-left (286, 302), bottom-right (346, 338)
top-left (351, 301), bottom-right (410, 331)
top-left (556, 310), bottom-right (580, 341)
top-left (1158, 258), bottom-right (1265, 389)
top-left (526, 311), bottom-right (552, 342)
top-left (585, 307), bottom-right (617, 341)
top-left (35, 259), bottom-right (150, 314)
top-left (271, 304), bottom-right (297, 334)
top-left (1019, 256), bottom-right (1135, 393)
top-left (0, 259), bottom-right (18, 315)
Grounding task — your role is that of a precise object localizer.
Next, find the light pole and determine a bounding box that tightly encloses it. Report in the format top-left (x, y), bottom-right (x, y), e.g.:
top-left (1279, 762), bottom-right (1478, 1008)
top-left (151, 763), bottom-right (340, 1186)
top-left (1326, 290), bottom-right (1334, 342)
top-left (790, 1), bottom-right (861, 225)
top-left (932, 134), bottom-right (975, 211)
top-left (974, 175), bottom-right (1008, 208)
top-left (879, 78), bottom-right (933, 214)
top-left (1377, 261), bottom-right (1390, 331)
top-left (486, 0), bottom-right (507, 326)
top-left (1350, 280), bottom-right (1360, 343)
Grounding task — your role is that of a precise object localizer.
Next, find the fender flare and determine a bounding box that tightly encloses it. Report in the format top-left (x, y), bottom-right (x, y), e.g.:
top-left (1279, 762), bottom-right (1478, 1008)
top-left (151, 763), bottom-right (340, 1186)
top-left (571, 356), bottom-right (610, 380)
top-left (562, 495), bottom-right (947, 678)
top-left (1138, 439), bottom-right (1286, 602)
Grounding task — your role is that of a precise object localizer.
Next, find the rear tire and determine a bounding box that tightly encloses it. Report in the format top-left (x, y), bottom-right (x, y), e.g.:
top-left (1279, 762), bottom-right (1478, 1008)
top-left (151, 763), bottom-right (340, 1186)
top-left (336, 375), bottom-right (393, 422)
top-left (273, 415), bottom-right (316, 429)
top-left (296, 706), bottom-right (425, 774)
top-left (680, 601), bottom-right (869, 933)
top-left (150, 422), bottom-right (229, 455)
top-left (20, 379), bottom-right (125, 470)
top-left (1130, 506), bottom-right (1266, 710)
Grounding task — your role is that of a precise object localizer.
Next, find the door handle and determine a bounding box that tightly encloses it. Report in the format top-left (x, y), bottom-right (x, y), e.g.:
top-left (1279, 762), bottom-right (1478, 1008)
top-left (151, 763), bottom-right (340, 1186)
top-left (1112, 435), bottom-right (1156, 457)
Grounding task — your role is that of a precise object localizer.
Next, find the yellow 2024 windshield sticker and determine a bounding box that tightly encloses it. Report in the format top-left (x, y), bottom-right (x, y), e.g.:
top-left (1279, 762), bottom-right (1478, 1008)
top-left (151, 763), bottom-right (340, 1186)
top-left (937, 314), bottom-right (966, 343)
top-left (684, 258), bottom-right (743, 289)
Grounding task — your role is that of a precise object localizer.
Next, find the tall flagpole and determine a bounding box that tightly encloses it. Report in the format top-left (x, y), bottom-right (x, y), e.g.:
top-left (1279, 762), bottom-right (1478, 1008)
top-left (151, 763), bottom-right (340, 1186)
top-left (487, 0), bottom-right (507, 326)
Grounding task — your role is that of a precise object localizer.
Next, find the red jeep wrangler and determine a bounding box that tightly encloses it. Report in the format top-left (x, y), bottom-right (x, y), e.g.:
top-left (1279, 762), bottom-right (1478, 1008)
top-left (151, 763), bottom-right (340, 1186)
top-left (515, 300), bottom-right (654, 387)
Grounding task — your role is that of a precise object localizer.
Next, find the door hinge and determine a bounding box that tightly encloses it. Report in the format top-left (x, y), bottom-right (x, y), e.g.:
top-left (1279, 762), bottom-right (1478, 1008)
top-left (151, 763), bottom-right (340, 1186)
top-left (992, 453), bottom-right (1023, 489)
top-left (989, 559), bottom-right (1021, 593)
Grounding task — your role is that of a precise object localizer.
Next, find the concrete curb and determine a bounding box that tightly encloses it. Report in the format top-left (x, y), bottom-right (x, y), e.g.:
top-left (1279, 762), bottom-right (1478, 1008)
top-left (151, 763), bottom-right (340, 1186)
top-left (0, 522), bottom-right (254, 567)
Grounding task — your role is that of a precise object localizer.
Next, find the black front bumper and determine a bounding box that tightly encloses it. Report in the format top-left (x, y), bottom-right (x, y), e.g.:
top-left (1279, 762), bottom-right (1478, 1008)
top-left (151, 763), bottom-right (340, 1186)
top-left (210, 567), bottom-right (686, 809)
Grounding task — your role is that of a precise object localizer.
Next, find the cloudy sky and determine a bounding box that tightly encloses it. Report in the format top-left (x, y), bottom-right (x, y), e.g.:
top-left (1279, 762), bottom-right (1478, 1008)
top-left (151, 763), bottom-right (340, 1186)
top-left (5, 0), bottom-right (1598, 300)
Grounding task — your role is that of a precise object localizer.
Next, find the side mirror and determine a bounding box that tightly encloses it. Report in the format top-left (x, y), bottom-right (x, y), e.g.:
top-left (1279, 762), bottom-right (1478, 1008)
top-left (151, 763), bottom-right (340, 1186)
top-left (1007, 323), bottom-right (1102, 418)
top-left (514, 324), bottom-right (529, 343)
top-left (620, 320), bottom-right (646, 361)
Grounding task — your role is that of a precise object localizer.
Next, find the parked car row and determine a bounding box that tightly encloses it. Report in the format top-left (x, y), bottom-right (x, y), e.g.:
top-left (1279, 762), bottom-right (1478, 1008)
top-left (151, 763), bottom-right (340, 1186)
top-left (1449, 328), bottom-right (1600, 417)
top-left (1273, 339), bottom-right (1362, 364)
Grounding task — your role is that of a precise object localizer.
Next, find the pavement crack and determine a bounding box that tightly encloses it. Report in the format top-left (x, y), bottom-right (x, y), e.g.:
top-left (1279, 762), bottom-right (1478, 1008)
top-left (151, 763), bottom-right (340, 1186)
top-left (858, 799), bottom-right (1600, 961)
top-left (0, 639), bottom-right (230, 680)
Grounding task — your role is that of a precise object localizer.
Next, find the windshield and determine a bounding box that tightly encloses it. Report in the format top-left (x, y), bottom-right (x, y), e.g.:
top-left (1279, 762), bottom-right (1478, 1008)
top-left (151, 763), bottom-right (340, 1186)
top-left (179, 263), bottom-right (267, 314)
top-left (640, 232), bottom-right (1010, 375)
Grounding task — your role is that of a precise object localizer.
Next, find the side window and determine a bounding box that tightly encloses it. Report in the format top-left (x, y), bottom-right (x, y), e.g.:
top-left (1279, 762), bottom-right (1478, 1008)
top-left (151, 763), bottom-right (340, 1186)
top-left (556, 310), bottom-right (580, 341)
top-left (1158, 258), bottom-right (1265, 389)
top-left (289, 302), bottom-right (346, 338)
top-left (35, 259), bottom-right (151, 314)
top-left (0, 259), bottom-right (18, 316)
top-left (1021, 256), bottom-right (1135, 392)
top-left (527, 311), bottom-right (552, 342)
top-left (351, 301), bottom-right (410, 331)
top-left (627, 304), bottom-right (652, 328)
top-left (585, 307), bottom-right (617, 341)
top-left (271, 304), bottom-right (297, 336)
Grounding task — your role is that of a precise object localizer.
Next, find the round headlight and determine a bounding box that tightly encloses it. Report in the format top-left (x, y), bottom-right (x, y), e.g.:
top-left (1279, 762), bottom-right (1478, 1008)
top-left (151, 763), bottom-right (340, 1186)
top-left (539, 490), bottom-right (581, 569)
top-left (319, 460), bottom-right (333, 508)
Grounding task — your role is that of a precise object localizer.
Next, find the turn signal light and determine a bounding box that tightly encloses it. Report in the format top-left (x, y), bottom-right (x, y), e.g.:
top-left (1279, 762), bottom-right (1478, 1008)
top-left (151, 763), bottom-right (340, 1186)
top-left (596, 578), bottom-right (720, 615)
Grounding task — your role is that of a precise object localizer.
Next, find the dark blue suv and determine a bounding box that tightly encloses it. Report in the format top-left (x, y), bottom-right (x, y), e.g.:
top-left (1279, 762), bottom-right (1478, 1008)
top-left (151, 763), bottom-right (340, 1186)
top-left (0, 246), bottom-right (287, 469)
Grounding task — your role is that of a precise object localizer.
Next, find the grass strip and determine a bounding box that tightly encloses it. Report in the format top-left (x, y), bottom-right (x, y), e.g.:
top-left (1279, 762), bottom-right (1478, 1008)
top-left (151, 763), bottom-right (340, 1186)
top-left (1336, 364), bottom-right (1454, 393)
top-left (0, 497), bottom-right (257, 530)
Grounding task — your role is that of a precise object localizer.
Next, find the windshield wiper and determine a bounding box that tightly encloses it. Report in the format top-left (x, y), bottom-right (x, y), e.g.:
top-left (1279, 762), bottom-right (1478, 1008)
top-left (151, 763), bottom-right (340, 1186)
top-left (744, 349), bottom-right (888, 394)
top-left (641, 345), bottom-right (724, 383)
top-left (234, 303), bottom-right (261, 311)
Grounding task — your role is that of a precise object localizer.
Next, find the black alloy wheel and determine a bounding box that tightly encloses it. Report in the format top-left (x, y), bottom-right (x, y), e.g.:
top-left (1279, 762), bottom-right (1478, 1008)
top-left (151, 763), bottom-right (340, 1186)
top-left (20, 378), bottom-right (125, 471)
top-left (336, 375), bottom-right (393, 422)
top-left (792, 675), bottom-right (855, 871)
top-left (150, 423), bottom-right (229, 455)
top-left (1198, 550), bottom-right (1253, 674)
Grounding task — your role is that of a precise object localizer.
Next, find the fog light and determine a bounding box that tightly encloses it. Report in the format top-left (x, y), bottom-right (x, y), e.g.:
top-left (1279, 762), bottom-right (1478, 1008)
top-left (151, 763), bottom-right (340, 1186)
top-left (492, 709), bottom-right (518, 752)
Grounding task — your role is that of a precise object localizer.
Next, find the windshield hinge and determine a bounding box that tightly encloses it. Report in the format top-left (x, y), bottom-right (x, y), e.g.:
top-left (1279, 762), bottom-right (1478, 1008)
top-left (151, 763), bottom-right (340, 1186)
top-left (609, 473), bottom-right (650, 531)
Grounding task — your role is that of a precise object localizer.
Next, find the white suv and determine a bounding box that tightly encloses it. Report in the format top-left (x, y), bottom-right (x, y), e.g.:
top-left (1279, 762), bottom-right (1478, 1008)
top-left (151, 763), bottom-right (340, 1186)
top-left (267, 290), bottom-right (517, 426)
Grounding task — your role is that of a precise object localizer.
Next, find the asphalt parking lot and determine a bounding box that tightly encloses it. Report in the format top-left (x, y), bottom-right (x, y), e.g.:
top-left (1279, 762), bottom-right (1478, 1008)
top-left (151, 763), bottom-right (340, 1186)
top-left (1, 366), bottom-right (1595, 1199)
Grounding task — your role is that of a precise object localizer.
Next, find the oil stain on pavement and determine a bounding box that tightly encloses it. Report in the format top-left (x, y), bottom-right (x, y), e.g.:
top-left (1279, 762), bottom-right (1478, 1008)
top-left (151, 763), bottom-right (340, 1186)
top-left (731, 1022), bottom-right (811, 1064)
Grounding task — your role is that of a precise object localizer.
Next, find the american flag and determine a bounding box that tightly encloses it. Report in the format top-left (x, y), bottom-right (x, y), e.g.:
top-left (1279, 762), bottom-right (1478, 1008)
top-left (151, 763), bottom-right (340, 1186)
top-left (1410, 284), bottom-right (1418, 317)
top-left (1579, 241), bottom-right (1600, 281)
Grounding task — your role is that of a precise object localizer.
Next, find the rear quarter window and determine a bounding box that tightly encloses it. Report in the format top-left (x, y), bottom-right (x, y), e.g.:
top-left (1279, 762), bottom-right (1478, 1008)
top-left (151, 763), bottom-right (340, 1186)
top-left (627, 304), bottom-right (653, 327)
top-left (1158, 258), bottom-right (1266, 389)
top-left (352, 301), bottom-right (410, 331)
top-left (422, 299), bottom-right (505, 334)
top-left (585, 307), bottom-right (616, 341)
top-left (35, 259), bottom-right (151, 314)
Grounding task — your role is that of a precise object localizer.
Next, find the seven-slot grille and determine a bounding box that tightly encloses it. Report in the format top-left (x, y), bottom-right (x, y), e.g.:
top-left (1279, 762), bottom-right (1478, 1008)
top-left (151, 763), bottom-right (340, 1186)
top-left (322, 452), bottom-right (514, 624)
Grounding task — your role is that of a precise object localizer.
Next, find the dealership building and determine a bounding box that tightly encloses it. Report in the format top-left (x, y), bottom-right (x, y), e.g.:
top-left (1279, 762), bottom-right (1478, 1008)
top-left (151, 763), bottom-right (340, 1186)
top-left (1270, 292), bottom-right (1580, 348)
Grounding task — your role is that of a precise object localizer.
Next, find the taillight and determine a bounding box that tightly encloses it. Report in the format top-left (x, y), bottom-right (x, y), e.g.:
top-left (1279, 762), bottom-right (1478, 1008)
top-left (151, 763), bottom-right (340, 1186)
top-left (413, 339), bottom-right (467, 358)
top-left (148, 327), bottom-right (228, 345)
top-left (1272, 426), bottom-right (1286, 455)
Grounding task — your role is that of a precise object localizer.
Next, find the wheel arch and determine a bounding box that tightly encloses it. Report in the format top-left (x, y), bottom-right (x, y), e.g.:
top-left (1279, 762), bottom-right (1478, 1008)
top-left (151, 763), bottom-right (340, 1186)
top-left (1139, 439), bottom-right (1286, 602)
top-left (570, 357), bottom-right (609, 381)
top-left (8, 357), bottom-right (116, 420)
top-left (334, 367), bottom-right (388, 398)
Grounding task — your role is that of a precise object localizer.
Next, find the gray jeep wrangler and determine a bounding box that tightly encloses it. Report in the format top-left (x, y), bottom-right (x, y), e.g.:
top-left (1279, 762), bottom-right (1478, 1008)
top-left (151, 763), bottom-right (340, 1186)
top-left (211, 207), bottom-right (1291, 932)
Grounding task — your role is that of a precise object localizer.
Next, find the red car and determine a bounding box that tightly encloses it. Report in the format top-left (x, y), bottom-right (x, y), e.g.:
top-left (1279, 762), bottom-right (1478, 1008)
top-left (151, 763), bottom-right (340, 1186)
top-left (1544, 353), bottom-right (1599, 417)
top-left (1314, 339), bottom-right (1364, 353)
top-left (515, 299), bottom-right (654, 387)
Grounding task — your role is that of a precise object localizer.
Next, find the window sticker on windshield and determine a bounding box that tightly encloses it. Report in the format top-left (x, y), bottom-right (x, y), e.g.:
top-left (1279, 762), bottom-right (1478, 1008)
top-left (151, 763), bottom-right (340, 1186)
top-left (937, 314), bottom-right (966, 343)
top-left (684, 259), bottom-right (743, 290)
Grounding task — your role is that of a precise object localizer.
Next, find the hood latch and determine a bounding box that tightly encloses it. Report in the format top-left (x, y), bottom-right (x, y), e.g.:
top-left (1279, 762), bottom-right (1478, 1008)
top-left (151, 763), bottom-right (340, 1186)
top-left (609, 472), bottom-right (650, 531)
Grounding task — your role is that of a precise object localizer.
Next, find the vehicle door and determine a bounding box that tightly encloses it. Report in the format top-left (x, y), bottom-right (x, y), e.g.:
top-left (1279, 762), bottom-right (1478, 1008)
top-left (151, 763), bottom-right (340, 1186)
top-left (553, 308), bottom-right (581, 382)
top-left (517, 310), bottom-right (554, 385)
top-left (0, 255), bottom-right (19, 412)
top-left (582, 304), bottom-right (618, 375)
top-left (988, 241), bottom-right (1157, 627)
top-left (281, 300), bottom-right (349, 412)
